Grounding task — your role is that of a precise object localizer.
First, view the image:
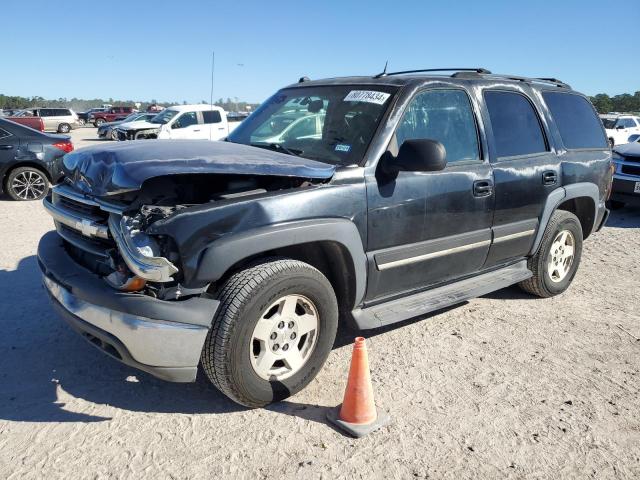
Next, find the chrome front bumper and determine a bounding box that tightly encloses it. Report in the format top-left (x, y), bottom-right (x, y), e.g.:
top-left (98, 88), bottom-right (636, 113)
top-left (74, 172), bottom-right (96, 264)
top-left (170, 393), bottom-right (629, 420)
top-left (38, 231), bottom-right (219, 382)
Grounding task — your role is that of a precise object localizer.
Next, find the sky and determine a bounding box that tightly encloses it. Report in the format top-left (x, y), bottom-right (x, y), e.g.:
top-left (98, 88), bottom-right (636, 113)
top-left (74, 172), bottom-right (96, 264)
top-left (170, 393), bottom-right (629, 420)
top-left (1, 0), bottom-right (638, 104)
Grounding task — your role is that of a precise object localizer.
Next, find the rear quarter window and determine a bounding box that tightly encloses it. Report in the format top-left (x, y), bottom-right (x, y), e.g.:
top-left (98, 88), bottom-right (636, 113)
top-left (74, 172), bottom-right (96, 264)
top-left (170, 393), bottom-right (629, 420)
top-left (484, 90), bottom-right (547, 158)
top-left (542, 92), bottom-right (608, 149)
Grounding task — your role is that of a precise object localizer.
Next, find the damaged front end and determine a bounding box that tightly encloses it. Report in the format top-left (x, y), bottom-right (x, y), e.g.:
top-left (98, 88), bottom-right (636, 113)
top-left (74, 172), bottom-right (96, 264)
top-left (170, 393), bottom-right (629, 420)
top-left (43, 184), bottom-right (181, 295)
top-left (44, 140), bottom-right (336, 299)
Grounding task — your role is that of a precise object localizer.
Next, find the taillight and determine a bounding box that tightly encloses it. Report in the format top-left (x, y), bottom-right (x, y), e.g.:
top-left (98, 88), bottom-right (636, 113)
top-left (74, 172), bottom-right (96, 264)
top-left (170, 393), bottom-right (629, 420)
top-left (52, 141), bottom-right (74, 153)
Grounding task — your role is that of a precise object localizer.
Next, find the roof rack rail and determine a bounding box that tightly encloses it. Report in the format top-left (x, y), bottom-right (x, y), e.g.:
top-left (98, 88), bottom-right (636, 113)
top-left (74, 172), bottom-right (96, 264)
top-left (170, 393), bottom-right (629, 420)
top-left (452, 71), bottom-right (570, 88)
top-left (374, 68), bottom-right (491, 79)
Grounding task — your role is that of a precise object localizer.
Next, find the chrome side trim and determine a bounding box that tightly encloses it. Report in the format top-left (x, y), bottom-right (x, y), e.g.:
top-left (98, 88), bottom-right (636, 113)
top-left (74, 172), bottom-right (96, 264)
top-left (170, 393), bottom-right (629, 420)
top-left (108, 214), bottom-right (178, 282)
top-left (43, 197), bottom-right (110, 239)
top-left (377, 239), bottom-right (491, 271)
top-left (43, 275), bottom-right (207, 368)
top-left (493, 229), bottom-right (536, 243)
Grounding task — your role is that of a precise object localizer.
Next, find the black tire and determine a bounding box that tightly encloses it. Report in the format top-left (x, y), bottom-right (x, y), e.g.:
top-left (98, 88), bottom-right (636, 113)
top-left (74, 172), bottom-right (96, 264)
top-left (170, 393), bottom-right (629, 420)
top-left (519, 210), bottom-right (583, 298)
top-left (94, 118), bottom-right (105, 127)
top-left (609, 138), bottom-right (615, 148)
top-left (57, 123), bottom-right (71, 133)
top-left (78, 119), bottom-right (86, 126)
top-left (110, 129), bottom-right (118, 141)
top-left (201, 258), bottom-right (338, 407)
top-left (5, 166), bottom-right (49, 201)
top-left (606, 200), bottom-right (625, 210)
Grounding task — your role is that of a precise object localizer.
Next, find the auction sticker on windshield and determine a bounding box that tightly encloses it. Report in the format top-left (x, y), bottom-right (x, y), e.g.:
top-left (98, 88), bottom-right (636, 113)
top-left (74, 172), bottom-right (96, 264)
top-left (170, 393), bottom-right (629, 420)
top-left (344, 90), bottom-right (390, 105)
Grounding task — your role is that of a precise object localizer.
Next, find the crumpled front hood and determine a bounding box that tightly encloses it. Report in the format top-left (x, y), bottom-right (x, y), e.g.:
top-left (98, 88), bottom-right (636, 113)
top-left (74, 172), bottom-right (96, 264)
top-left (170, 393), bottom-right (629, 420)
top-left (614, 142), bottom-right (640, 158)
top-left (62, 140), bottom-right (336, 196)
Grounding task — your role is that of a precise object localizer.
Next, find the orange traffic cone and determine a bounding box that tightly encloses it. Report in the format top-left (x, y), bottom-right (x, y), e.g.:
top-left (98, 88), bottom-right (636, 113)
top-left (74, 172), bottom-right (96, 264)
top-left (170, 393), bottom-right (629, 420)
top-left (327, 337), bottom-right (390, 437)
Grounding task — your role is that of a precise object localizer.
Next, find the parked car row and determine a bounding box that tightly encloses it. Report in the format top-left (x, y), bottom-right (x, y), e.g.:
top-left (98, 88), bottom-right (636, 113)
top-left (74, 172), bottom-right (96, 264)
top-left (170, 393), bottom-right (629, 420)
top-left (112, 104), bottom-right (241, 141)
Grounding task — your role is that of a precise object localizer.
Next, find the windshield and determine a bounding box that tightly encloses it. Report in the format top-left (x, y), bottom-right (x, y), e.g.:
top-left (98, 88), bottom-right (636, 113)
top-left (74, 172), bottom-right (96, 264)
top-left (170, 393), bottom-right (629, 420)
top-left (601, 118), bottom-right (616, 129)
top-left (228, 85), bottom-right (397, 165)
top-left (150, 109), bottom-right (178, 124)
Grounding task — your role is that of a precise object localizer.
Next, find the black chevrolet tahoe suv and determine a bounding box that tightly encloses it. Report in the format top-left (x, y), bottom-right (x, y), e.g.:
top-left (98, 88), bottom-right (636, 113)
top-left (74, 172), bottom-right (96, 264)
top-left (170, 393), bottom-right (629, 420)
top-left (38, 68), bottom-right (613, 407)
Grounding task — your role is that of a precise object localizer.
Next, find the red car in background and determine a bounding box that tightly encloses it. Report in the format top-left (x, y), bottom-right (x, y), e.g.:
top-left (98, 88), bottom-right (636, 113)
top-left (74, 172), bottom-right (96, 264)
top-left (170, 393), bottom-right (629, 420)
top-left (5, 116), bottom-right (44, 131)
top-left (91, 106), bottom-right (135, 126)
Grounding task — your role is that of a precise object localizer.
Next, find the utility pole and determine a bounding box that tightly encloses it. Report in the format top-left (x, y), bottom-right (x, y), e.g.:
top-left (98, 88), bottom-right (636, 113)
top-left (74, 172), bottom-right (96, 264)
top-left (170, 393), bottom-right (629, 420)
top-left (209, 51), bottom-right (215, 108)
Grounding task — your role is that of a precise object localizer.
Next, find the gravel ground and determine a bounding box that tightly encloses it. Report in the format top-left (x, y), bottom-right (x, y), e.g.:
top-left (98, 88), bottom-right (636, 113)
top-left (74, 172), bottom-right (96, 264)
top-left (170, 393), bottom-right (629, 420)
top-left (1, 129), bottom-right (639, 479)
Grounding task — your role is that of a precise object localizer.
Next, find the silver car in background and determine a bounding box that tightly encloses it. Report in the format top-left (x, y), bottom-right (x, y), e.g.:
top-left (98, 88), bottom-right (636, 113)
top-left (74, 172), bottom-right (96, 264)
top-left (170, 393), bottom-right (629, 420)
top-left (24, 108), bottom-right (80, 133)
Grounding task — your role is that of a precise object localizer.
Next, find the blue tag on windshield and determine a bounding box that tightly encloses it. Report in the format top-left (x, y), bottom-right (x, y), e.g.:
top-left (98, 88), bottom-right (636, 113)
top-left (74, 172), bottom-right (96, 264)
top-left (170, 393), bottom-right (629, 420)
top-left (335, 144), bottom-right (351, 153)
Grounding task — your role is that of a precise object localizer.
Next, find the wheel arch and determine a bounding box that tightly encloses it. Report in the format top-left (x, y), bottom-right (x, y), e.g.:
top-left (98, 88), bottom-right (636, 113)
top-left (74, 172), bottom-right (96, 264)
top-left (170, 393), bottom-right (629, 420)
top-left (529, 182), bottom-right (599, 255)
top-left (194, 219), bottom-right (367, 311)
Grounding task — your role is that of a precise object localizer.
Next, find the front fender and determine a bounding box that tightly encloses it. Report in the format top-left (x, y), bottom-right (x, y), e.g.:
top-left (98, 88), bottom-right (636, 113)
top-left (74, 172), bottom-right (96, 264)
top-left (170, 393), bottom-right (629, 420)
top-left (194, 218), bottom-right (368, 307)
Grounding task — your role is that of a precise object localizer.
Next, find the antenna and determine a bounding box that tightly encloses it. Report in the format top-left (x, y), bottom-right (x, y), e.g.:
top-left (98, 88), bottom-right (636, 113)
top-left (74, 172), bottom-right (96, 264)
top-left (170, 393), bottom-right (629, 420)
top-left (374, 60), bottom-right (389, 78)
top-left (209, 51), bottom-right (215, 108)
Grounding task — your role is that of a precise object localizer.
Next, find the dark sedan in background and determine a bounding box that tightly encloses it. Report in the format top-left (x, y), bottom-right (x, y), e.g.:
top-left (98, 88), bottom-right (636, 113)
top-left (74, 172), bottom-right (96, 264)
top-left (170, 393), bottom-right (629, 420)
top-left (0, 118), bottom-right (73, 201)
top-left (97, 112), bottom-right (158, 140)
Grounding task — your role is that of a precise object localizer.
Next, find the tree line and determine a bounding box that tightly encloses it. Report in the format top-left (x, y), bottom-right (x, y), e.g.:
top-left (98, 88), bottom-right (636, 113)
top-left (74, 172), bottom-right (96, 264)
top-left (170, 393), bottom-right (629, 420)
top-left (3, 91), bottom-right (639, 115)
top-left (0, 94), bottom-right (259, 113)
top-left (589, 92), bottom-right (640, 115)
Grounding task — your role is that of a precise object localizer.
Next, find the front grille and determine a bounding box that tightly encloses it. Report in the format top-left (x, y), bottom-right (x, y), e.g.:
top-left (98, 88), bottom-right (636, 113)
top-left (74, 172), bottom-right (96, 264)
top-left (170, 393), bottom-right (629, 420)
top-left (622, 155), bottom-right (640, 164)
top-left (48, 185), bottom-right (119, 275)
top-left (621, 164), bottom-right (640, 176)
top-left (56, 194), bottom-right (105, 220)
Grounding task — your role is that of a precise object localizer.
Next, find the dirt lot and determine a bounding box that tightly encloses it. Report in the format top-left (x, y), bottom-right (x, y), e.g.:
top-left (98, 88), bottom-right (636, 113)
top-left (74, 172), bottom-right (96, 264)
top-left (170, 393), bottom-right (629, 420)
top-left (1, 128), bottom-right (639, 479)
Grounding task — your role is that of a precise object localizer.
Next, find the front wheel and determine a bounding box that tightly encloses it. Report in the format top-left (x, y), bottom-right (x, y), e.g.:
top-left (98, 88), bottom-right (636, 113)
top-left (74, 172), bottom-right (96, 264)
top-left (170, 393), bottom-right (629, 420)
top-left (519, 210), bottom-right (583, 298)
top-left (93, 118), bottom-right (105, 127)
top-left (201, 258), bottom-right (338, 407)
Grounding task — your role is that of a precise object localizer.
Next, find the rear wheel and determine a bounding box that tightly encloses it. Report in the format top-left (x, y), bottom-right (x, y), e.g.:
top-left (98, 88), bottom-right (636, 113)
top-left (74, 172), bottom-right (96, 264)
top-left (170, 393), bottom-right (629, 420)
top-left (57, 123), bottom-right (71, 133)
top-left (201, 258), bottom-right (338, 407)
top-left (519, 210), bottom-right (583, 298)
top-left (110, 129), bottom-right (118, 140)
top-left (5, 166), bottom-right (49, 201)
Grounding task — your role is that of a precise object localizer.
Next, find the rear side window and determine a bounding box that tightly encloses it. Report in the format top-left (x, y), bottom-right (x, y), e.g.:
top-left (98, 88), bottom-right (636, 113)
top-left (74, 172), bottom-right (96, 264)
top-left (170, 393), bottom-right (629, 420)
top-left (0, 128), bottom-right (11, 139)
top-left (202, 110), bottom-right (222, 124)
top-left (484, 91), bottom-right (547, 158)
top-left (542, 92), bottom-right (608, 149)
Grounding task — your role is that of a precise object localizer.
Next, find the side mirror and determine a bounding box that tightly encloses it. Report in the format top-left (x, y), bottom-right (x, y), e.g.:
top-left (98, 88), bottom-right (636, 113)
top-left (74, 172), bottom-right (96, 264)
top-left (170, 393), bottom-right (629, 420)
top-left (394, 139), bottom-right (447, 172)
top-left (616, 125), bottom-right (625, 130)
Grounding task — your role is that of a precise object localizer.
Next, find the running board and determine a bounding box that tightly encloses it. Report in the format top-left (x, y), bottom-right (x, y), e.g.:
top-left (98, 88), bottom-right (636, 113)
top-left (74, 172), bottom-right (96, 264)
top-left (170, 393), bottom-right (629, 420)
top-left (351, 260), bottom-right (532, 330)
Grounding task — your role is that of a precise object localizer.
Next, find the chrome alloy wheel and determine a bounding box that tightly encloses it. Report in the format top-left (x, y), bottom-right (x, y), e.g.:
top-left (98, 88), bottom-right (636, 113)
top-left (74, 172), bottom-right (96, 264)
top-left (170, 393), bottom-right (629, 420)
top-left (547, 230), bottom-right (575, 283)
top-left (250, 294), bottom-right (319, 381)
top-left (11, 170), bottom-right (47, 200)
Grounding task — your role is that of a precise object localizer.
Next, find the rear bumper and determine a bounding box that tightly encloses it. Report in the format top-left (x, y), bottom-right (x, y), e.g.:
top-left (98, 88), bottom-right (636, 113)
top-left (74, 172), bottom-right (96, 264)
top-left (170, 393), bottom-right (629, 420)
top-left (38, 231), bottom-right (219, 382)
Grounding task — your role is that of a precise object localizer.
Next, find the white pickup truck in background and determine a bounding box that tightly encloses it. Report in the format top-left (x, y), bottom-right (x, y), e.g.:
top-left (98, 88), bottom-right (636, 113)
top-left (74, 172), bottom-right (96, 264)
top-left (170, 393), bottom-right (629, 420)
top-left (115, 104), bottom-right (242, 141)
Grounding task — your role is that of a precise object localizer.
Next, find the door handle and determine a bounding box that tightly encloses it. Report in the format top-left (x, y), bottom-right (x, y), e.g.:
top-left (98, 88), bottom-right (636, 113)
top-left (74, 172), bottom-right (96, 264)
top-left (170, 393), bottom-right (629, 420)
top-left (0, 145), bottom-right (13, 150)
top-left (542, 171), bottom-right (557, 185)
top-left (473, 180), bottom-right (493, 197)
top-left (193, 129), bottom-right (200, 132)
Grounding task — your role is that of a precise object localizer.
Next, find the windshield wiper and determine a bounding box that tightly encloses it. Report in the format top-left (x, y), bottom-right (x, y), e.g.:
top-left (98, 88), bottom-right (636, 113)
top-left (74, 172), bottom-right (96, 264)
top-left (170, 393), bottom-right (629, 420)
top-left (250, 143), bottom-right (304, 157)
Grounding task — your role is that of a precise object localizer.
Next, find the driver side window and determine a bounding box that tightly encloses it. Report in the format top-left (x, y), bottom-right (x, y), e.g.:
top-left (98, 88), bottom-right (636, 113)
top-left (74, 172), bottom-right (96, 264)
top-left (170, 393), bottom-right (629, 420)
top-left (173, 111), bottom-right (198, 129)
top-left (396, 89), bottom-right (480, 163)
